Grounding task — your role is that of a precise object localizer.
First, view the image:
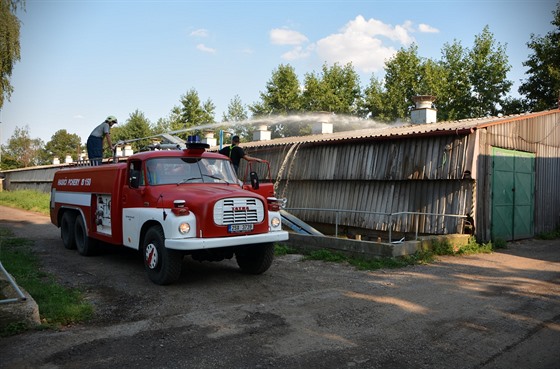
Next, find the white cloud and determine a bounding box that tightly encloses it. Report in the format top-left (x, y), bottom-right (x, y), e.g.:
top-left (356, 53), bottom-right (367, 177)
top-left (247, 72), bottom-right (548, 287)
top-left (73, 115), bottom-right (84, 119)
top-left (418, 23), bottom-right (439, 33)
top-left (270, 28), bottom-right (309, 45)
top-left (196, 43), bottom-right (216, 54)
top-left (281, 45), bottom-right (312, 61)
top-left (190, 28), bottom-right (209, 37)
top-left (271, 16), bottom-right (436, 73)
top-left (313, 15), bottom-right (418, 73)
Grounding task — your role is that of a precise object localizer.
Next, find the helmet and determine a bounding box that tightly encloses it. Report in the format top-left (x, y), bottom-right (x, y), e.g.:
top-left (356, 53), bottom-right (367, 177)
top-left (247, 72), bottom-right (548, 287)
top-left (106, 115), bottom-right (118, 124)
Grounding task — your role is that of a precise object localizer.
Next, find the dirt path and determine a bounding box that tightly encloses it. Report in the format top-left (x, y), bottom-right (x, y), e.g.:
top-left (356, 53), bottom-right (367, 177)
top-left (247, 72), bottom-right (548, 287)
top-left (0, 206), bottom-right (559, 369)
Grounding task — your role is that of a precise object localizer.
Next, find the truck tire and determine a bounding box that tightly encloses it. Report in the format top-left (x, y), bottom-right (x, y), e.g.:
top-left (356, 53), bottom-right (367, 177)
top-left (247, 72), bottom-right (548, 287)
top-left (143, 226), bottom-right (183, 285)
top-left (75, 215), bottom-right (97, 256)
top-left (61, 212), bottom-right (77, 250)
top-left (236, 242), bottom-right (275, 274)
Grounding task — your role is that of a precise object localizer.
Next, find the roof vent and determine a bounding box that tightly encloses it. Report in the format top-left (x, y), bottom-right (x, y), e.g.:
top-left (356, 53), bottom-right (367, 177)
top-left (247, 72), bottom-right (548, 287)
top-left (411, 95), bottom-right (437, 124)
top-left (253, 124), bottom-right (271, 141)
top-left (312, 112), bottom-right (334, 134)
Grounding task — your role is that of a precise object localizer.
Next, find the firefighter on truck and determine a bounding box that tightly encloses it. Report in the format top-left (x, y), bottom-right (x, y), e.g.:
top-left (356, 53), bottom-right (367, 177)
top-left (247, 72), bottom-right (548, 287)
top-left (50, 136), bottom-right (288, 285)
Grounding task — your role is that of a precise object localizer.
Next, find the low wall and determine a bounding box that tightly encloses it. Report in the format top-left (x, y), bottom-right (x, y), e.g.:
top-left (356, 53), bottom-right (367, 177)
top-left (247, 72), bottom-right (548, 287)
top-left (280, 233), bottom-right (472, 259)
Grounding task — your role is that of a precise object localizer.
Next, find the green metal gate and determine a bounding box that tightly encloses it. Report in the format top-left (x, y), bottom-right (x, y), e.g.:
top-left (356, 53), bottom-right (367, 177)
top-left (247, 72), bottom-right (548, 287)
top-left (491, 147), bottom-right (535, 240)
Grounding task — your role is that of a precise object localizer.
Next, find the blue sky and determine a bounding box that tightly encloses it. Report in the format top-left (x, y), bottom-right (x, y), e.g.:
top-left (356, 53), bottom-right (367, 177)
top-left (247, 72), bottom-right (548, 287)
top-left (1, 0), bottom-right (557, 145)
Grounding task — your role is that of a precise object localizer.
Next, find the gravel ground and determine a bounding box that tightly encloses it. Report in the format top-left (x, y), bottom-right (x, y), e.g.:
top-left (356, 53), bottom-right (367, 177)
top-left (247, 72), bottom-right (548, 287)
top-left (0, 205), bottom-right (559, 369)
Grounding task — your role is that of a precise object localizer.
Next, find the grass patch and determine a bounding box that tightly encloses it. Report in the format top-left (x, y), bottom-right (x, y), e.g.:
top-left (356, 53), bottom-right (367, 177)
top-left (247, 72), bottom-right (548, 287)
top-left (303, 248), bottom-right (429, 271)
top-left (299, 237), bottom-right (496, 272)
top-left (536, 227), bottom-right (560, 240)
top-left (0, 228), bottom-right (93, 336)
top-left (0, 190), bottom-right (50, 216)
top-left (274, 244), bottom-right (298, 256)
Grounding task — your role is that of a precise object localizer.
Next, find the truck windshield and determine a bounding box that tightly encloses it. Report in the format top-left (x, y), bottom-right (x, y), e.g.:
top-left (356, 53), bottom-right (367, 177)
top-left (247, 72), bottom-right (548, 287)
top-left (145, 157), bottom-right (238, 186)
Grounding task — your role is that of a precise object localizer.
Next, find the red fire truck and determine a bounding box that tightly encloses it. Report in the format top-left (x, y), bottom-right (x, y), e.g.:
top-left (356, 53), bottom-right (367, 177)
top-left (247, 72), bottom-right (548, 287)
top-left (50, 140), bottom-right (288, 285)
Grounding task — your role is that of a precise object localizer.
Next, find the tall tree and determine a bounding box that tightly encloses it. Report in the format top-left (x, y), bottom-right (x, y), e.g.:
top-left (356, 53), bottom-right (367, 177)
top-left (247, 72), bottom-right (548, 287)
top-left (250, 64), bottom-right (301, 117)
top-left (382, 44), bottom-right (424, 121)
top-left (1, 125), bottom-right (43, 169)
top-left (0, 0), bottom-right (24, 109)
top-left (172, 89), bottom-right (215, 139)
top-left (111, 109), bottom-right (153, 152)
top-left (43, 129), bottom-right (83, 163)
top-left (250, 64), bottom-right (302, 138)
top-left (438, 40), bottom-right (472, 120)
top-left (519, 2), bottom-right (560, 111)
top-left (302, 62), bottom-right (362, 115)
top-left (361, 76), bottom-right (389, 121)
top-left (468, 25), bottom-right (512, 117)
top-left (223, 95), bottom-right (252, 141)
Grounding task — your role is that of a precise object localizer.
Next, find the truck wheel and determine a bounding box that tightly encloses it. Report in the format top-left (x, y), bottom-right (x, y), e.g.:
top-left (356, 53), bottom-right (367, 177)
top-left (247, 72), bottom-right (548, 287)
top-left (143, 226), bottom-right (183, 285)
top-left (61, 212), bottom-right (77, 250)
top-left (236, 243), bottom-right (275, 274)
top-left (75, 215), bottom-right (97, 256)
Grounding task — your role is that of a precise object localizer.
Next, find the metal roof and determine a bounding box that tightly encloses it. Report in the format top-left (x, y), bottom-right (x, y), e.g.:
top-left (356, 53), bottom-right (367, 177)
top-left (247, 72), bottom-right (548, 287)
top-left (220, 110), bottom-right (558, 149)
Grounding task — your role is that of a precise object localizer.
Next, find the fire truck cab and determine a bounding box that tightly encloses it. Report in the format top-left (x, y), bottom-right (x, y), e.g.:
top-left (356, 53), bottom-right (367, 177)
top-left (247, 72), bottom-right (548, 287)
top-left (50, 141), bottom-right (288, 285)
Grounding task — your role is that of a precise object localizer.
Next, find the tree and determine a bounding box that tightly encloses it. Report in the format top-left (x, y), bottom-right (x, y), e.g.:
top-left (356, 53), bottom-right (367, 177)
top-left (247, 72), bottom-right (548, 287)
top-left (43, 129), bottom-right (83, 163)
top-left (361, 76), bottom-right (388, 121)
top-left (0, 0), bottom-right (24, 109)
top-left (249, 64), bottom-right (302, 138)
top-left (438, 40), bottom-right (472, 120)
top-left (111, 109), bottom-right (153, 152)
top-left (382, 44), bottom-right (424, 121)
top-left (223, 95), bottom-right (252, 141)
top-left (172, 89), bottom-right (215, 139)
top-left (302, 62), bottom-right (362, 116)
top-left (1, 125), bottom-right (44, 169)
top-left (250, 64), bottom-right (301, 116)
top-left (519, 2), bottom-right (560, 111)
top-left (468, 25), bottom-right (512, 117)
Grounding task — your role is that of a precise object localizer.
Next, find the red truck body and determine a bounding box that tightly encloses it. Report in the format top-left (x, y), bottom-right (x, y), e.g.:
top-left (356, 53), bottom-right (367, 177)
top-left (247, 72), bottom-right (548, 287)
top-left (50, 145), bottom-right (288, 285)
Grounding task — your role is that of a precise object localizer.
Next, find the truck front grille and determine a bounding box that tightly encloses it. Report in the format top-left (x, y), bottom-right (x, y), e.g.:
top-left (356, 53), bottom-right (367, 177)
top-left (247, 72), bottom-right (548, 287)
top-left (214, 197), bottom-right (265, 225)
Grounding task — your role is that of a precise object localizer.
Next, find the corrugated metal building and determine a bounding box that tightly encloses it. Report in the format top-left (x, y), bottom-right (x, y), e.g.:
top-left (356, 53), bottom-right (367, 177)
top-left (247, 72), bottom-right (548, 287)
top-left (1, 107), bottom-right (558, 243)
top-left (236, 108), bottom-right (560, 242)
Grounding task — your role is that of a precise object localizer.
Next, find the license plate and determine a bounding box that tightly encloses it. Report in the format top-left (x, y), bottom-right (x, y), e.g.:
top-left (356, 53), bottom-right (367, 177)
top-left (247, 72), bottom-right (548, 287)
top-left (228, 224), bottom-right (254, 233)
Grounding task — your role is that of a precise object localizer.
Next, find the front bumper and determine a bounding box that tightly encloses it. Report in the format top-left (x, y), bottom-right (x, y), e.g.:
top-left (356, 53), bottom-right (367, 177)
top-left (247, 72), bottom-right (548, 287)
top-left (165, 231), bottom-right (289, 251)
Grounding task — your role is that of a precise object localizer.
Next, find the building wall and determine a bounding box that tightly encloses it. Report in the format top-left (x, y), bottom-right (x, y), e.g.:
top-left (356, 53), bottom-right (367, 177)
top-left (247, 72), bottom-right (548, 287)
top-left (476, 111), bottom-right (560, 240)
top-left (242, 134), bottom-right (476, 238)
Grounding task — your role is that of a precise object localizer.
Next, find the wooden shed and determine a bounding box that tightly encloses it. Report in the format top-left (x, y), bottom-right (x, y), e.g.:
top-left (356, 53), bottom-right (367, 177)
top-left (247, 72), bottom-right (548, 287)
top-left (236, 109), bottom-right (560, 242)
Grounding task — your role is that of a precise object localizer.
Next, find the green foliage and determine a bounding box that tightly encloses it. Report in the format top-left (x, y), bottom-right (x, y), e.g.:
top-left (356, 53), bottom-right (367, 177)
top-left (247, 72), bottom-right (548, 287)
top-left (297, 236), bottom-right (496, 273)
top-left (274, 244), bottom-right (297, 256)
top-left (491, 238), bottom-right (508, 249)
top-left (302, 62), bottom-right (362, 115)
top-left (0, 190), bottom-right (50, 215)
top-left (363, 27), bottom-right (513, 122)
top-left (536, 226), bottom-right (560, 240)
top-left (382, 44), bottom-right (424, 120)
top-left (0, 126), bottom-right (44, 169)
top-left (0, 0), bottom-right (24, 109)
top-left (250, 64), bottom-right (303, 138)
top-left (43, 129), bottom-right (83, 163)
top-left (111, 109), bottom-right (154, 152)
top-left (251, 64), bottom-right (302, 117)
top-left (519, 2), bottom-right (560, 111)
top-left (468, 25), bottom-right (512, 117)
top-left (0, 228), bottom-right (93, 336)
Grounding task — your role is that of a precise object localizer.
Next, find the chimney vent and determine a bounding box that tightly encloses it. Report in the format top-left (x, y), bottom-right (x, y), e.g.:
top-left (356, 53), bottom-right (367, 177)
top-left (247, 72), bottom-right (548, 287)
top-left (312, 112), bottom-right (334, 134)
top-left (253, 124), bottom-right (271, 141)
top-left (411, 95), bottom-right (437, 124)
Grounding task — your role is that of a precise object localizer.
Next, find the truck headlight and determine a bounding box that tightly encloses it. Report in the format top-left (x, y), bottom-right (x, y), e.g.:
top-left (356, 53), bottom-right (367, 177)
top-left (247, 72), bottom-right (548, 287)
top-left (271, 216), bottom-right (281, 228)
top-left (178, 222), bottom-right (191, 234)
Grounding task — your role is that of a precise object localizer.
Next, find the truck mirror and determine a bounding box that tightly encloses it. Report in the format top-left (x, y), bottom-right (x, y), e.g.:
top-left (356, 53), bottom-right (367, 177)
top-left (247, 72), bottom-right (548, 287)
top-left (250, 171), bottom-right (259, 190)
top-left (130, 170), bottom-right (140, 188)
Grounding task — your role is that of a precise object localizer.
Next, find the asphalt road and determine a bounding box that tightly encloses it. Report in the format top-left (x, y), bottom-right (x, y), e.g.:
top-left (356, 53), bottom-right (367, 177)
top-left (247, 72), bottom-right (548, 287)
top-left (0, 206), bottom-right (559, 369)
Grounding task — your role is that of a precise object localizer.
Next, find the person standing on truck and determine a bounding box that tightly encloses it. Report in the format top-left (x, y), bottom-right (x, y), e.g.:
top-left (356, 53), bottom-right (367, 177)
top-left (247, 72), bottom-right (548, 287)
top-left (219, 135), bottom-right (264, 174)
top-left (87, 115), bottom-right (118, 165)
